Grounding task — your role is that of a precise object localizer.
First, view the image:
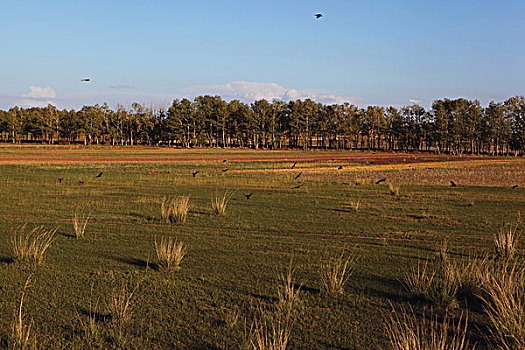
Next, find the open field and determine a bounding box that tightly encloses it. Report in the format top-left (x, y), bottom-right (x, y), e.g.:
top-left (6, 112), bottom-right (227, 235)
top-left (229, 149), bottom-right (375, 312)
top-left (0, 145), bottom-right (524, 349)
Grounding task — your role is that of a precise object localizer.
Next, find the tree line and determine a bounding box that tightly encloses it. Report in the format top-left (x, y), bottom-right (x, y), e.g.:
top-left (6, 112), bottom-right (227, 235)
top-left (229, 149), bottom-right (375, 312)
top-left (0, 95), bottom-right (524, 155)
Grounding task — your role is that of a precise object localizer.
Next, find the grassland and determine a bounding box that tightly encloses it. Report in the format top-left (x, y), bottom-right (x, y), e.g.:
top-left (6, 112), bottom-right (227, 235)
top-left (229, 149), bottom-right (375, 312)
top-left (0, 145), bottom-right (523, 349)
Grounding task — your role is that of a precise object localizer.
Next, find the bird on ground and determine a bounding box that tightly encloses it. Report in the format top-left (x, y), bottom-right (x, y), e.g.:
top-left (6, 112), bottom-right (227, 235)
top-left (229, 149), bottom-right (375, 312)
top-left (244, 193), bottom-right (253, 200)
top-left (222, 168), bottom-right (229, 172)
top-left (292, 185), bottom-right (302, 189)
top-left (96, 172), bottom-right (103, 178)
top-left (512, 185), bottom-right (519, 189)
top-left (294, 172), bottom-right (302, 180)
top-left (223, 159), bottom-right (227, 162)
top-left (79, 180), bottom-right (84, 184)
top-left (315, 13), bottom-right (323, 19)
top-left (192, 171), bottom-right (199, 177)
top-left (80, 78), bottom-right (90, 82)
top-left (58, 178), bottom-right (63, 183)
top-left (450, 181), bottom-right (457, 187)
top-left (376, 178), bottom-right (386, 184)
top-left (291, 161), bottom-right (297, 169)
top-left (338, 165), bottom-right (343, 170)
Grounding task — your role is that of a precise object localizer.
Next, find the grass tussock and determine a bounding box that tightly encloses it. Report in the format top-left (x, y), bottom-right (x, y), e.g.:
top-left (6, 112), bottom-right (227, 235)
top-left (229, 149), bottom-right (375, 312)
top-left (349, 198), bottom-right (363, 212)
top-left (76, 283), bottom-right (100, 345)
top-left (480, 260), bottom-right (525, 350)
top-left (385, 305), bottom-right (470, 350)
top-left (155, 236), bottom-right (186, 271)
top-left (320, 247), bottom-right (359, 297)
top-left (212, 190), bottom-right (234, 216)
top-left (389, 183), bottom-right (401, 197)
top-left (250, 261), bottom-right (301, 350)
top-left (107, 280), bottom-right (141, 342)
top-left (401, 259), bottom-right (435, 300)
top-left (494, 221), bottom-right (521, 260)
top-left (161, 196), bottom-right (190, 224)
top-left (11, 225), bottom-right (57, 267)
top-left (10, 275), bottom-right (35, 350)
top-left (73, 208), bottom-right (91, 239)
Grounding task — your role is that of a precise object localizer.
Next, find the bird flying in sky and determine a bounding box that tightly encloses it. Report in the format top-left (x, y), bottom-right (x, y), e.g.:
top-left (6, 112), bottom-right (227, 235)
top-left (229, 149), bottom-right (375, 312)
top-left (81, 78), bottom-right (91, 82)
top-left (315, 13), bottom-right (323, 19)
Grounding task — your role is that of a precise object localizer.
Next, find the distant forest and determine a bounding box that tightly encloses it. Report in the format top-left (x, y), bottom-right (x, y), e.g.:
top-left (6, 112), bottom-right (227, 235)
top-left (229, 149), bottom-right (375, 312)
top-left (0, 95), bottom-right (524, 155)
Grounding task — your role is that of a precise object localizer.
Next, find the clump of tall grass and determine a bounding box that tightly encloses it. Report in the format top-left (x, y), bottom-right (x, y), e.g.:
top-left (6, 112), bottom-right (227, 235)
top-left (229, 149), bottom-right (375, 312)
top-left (385, 305), bottom-right (470, 350)
top-left (250, 261), bottom-right (301, 350)
top-left (155, 236), bottom-right (186, 271)
top-left (161, 196), bottom-right (190, 224)
top-left (494, 221), bottom-right (520, 260)
top-left (480, 260), bottom-right (525, 350)
top-left (349, 198), bottom-right (363, 212)
top-left (389, 183), bottom-right (400, 197)
top-left (320, 247), bottom-right (359, 296)
top-left (10, 275), bottom-right (35, 350)
top-left (401, 259), bottom-right (435, 300)
top-left (76, 283), bottom-right (100, 345)
top-left (211, 190), bottom-right (234, 216)
top-left (107, 280), bottom-right (140, 342)
top-left (73, 208), bottom-right (91, 239)
top-left (11, 225), bottom-right (57, 267)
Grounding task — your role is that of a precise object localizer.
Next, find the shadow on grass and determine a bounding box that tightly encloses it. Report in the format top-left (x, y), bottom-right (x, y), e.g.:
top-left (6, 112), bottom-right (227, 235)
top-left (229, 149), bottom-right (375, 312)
top-left (249, 293), bottom-right (279, 304)
top-left (108, 256), bottom-right (159, 271)
top-left (128, 212), bottom-right (157, 223)
top-left (58, 231), bottom-right (76, 238)
top-left (77, 307), bottom-right (111, 323)
top-left (296, 283), bottom-right (320, 295)
top-left (0, 257), bottom-right (14, 264)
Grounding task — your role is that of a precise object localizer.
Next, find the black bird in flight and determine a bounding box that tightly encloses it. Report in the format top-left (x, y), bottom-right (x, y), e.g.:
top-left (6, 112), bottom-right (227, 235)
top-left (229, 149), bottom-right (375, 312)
top-left (315, 13), bottom-right (323, 19)
top-left (244, 193), bottom-right (253, 200)
top-left (80, 78), bottom-right (90, 82)
top-left (292, 185), bottom-right (302, 189)
top-left (512, 185), bottom-right (519, 189)
top-left (222, 168), bottom-right (229, 172)
top-left (58, 178), bottom-right (63, 183)
top-left (376, 178), bottom-right (386, 184)
top-left (192, 171), bottom-right (199, 177)
top-left (79, 180), bottom-right (84, 184)
top-left (338, 165), bottom-right (343, 170)
top-left (450, 180), bottom-right (457, 187)
top-left (96, 172), bottom-right (103, 178)
top-left (291, 161), bottom-right (297, 169)
top-left (223, 159), bottom-right (227, 162)
top-left (294, 172), bottom-right (302, 180)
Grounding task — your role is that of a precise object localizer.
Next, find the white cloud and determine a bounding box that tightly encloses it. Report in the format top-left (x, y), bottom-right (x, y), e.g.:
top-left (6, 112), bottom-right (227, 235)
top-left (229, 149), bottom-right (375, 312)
top-left (409, 99), bottom-right (421, 104)
top-left (16, 86), bottom-right (57, 107)
top-left (184, 81), bottom-right (358, 105)
top-left (22, 86), bottom-right (56, 99)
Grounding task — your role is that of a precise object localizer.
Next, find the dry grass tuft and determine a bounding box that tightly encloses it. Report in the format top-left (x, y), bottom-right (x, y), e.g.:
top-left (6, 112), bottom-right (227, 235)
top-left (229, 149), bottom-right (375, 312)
top-left (211, 190), bottom-right (234, 216)
top-left (161, 196), bottom-right (190, 224)
top-left (385, 305), bottom-right (470, 350)
top-left (389, 183), bottom-right (401, 197)
top-left (11, 225), bottom-right (57, 267)
top-left (401, 259), bottom-right (435, 300)
top-left (320, 247), bottom-right (359, 297)
top-left (107, 280), bottom-right (141, 342)
top-left (494, 221), bottom-right (521, 260)
top-left (349, 198), bottom-right (363, 212)
top-left (480, 260), bottom-right (525, 350)
top-left (155, 236), bottom-right (186, 271)
top-left (73, 209), bottom-right (91, 239)
top-left (10, 275), bottom-right (35, 350)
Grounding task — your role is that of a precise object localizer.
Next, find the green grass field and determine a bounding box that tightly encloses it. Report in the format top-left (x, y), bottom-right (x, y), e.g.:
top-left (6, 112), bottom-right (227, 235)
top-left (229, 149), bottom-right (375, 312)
top-left (0, 146), bottom-right (523, 349)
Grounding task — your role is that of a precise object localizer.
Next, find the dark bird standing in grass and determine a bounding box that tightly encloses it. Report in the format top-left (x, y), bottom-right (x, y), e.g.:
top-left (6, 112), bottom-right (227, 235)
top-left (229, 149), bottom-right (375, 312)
top-left (294, 172), bottom-right (302, 180)
top-left (338, 165), bottom-right (343, 170)
top-left (376, 178), bottom-right (386, 184)
top-left (292, 185), bottom-right (302, 189)
top-left (291, 161), bottom-right (297, 169)
top-left (223, 159), bottom-right (227, 162)
top-left (450, 180), bottom-right (457, 187)
top-left (192, 171), bottom-right (199, 178)
top-left (96, 172), bottom-right (103, 178)
top-left (222, 168), bottom-right (229, 173)
top-left (58, 178), bottom-right (63, 183)
top-left (512, 185), bottom-right (519, 189)
top-left (79, 180), bottom-right (84, 184)
top-left (315, 13), bottom-right (323, 18)
top-left (244, 193), bottom-right (253, 200)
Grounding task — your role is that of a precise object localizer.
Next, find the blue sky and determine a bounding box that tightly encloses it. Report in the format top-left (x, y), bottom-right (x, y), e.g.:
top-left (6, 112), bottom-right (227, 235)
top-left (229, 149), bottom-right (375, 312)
top-left (1, 0), bottom-right (524, 109)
